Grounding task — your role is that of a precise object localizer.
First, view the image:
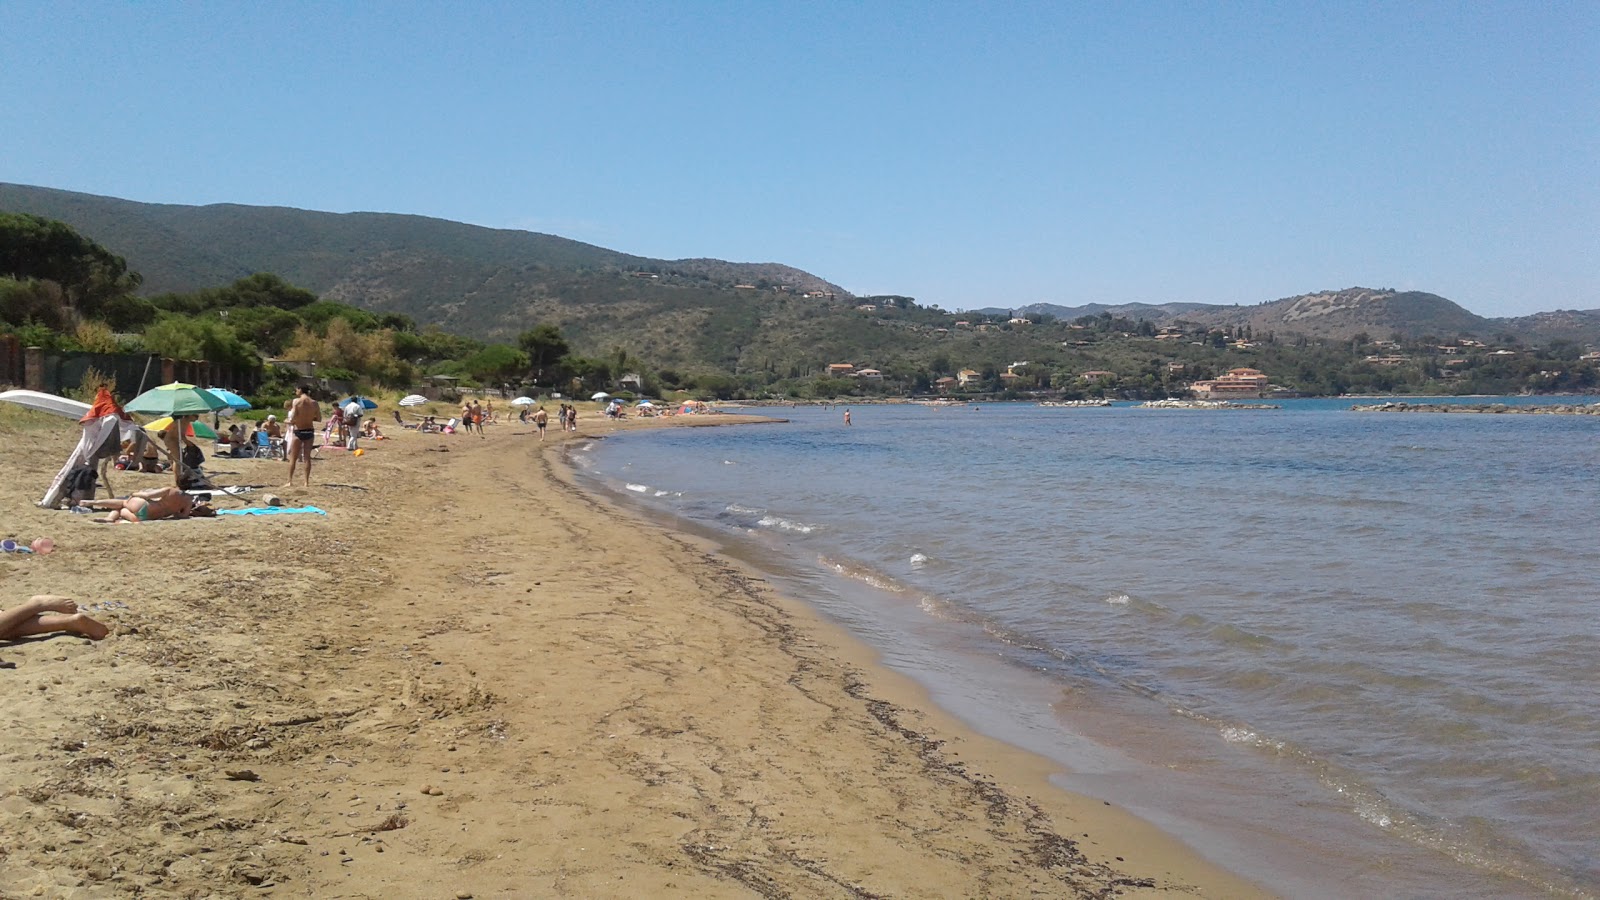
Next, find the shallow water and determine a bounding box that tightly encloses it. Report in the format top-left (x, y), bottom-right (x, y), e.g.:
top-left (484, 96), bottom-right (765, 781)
top-left (573, 398), bottom-right (1600, 898)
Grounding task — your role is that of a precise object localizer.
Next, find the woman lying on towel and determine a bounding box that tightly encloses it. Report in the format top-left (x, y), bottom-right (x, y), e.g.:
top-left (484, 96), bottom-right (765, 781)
top-left (83, 486), bottom-right (215, 524)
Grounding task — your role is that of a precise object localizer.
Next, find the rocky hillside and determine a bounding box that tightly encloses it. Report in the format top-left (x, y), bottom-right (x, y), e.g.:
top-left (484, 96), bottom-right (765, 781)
top-left (1008, 289), bottom-right (1600, 344)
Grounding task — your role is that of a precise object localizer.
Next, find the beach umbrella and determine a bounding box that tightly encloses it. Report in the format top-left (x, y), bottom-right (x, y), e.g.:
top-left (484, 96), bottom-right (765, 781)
top-left (125, 382), bottom-right (231, 417)
top-left (511, 396), bottom-right (536, 406)
top-left (636, 399), bottom-right (654, 406)
top-left (204, 388), bottom-right (251, 410)
top-left (145, 416), bottom-right (218, 440)
top-left (340, 396), bottom-right (379, 409)
top-left (590, 392), bottom-right (610, 401)
top-left (399, 394), bottom-right (428, 407)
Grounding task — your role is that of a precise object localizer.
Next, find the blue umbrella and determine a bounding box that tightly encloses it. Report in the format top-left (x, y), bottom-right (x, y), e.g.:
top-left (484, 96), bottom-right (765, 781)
top-left (341, 396), bottom-right (378, 410)
top-left (204, 388), bottom-right (252, 410)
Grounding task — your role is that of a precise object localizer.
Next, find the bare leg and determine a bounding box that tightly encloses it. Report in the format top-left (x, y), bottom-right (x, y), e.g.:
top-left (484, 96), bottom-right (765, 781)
top-left (285, 435), bottom-right (300, 487)
top-left (0, 596), bottom-right (109, 640)
top-left (83, 498), bottom-right (129, 511)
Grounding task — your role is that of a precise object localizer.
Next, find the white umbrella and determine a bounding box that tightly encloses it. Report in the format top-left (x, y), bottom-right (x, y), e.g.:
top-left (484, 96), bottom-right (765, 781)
top-left (636, 399), bottom-right (654, 406)
top-left (591, 392), bottom-right (610, 401)
top-left (399, 395), bottom-right (428, 407)
top-left (511, 396), bottom-right (536, 406)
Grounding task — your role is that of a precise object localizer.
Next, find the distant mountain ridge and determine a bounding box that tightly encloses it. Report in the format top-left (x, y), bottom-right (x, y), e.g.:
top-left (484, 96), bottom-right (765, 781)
top-left (3, 183), bottom-right (1596, 351)
top-left (980, 288), bottom-right (1600, 343)
top-left (0, 182), bottom-right (848, 342)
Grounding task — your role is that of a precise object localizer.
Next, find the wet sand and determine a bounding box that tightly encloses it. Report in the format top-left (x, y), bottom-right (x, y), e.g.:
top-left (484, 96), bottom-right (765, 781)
top-left (0, 407), bottom-right (1269, 897)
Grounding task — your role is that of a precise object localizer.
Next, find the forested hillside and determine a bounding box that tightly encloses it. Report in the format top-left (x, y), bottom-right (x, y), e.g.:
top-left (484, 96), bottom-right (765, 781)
top-left (4, 185), bottom-right (1597, 401)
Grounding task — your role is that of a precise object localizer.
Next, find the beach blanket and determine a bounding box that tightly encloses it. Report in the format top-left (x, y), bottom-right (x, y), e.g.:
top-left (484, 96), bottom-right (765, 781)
top-left (216, 506), bottom-right (327, 516)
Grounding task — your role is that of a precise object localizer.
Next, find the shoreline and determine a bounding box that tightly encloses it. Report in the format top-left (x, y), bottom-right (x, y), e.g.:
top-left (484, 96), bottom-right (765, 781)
top-left (0, 410), bottom-right (1265, 897)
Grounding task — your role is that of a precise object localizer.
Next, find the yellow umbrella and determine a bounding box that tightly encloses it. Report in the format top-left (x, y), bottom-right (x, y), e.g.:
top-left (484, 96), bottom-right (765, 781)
top-left (145, 416), bottom-right (218, 440)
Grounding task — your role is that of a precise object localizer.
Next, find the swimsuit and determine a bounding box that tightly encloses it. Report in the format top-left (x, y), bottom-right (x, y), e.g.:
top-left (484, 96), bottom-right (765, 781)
top-left (134, 501), bottom-right (150, 521)
top-left (293, 428), bottom-right (314, 441)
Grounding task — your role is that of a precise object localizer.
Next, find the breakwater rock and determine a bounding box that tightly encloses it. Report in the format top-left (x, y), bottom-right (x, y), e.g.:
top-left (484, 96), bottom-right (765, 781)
top-left (1351, 401), bottom-right (1600, 415)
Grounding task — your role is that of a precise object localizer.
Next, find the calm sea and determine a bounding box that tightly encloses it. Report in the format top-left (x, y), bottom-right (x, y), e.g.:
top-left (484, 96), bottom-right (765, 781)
top-left (569, 398), bottom-right (1600, 898)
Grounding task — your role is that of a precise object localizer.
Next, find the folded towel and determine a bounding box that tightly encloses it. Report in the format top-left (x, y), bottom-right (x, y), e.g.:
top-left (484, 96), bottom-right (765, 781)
top-left (216, 506), bottom-right (327, 516)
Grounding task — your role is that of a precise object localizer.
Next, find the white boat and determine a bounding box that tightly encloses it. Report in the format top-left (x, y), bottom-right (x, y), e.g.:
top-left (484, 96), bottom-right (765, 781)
top-left (0, 389), bottom-right (92, 420)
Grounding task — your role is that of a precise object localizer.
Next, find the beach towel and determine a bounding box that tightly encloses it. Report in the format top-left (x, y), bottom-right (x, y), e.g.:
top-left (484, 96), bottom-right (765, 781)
top-left (216, 506), bottom-right (327, 516)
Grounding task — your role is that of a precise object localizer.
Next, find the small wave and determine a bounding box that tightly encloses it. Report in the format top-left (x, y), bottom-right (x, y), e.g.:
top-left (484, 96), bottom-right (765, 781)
top-left (625, 483), bottom-right (650, 493)
top-left (909, 552), bottom-right (930, 568)
top-left (1104, 593), bottom-right (1131, 605)
top-left (722, 459), bottom-right (736, 465)
top-left (1219, 725), bottom-right (1288, 753)
top-left (756, 515), bottom-right (819, 534)
top-left (819, 555), bottom-right (909, 594)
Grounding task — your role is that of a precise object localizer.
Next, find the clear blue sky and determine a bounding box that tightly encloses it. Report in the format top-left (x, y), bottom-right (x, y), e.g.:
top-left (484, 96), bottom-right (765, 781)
top-left (3, 1), bottom-right (1595, 316)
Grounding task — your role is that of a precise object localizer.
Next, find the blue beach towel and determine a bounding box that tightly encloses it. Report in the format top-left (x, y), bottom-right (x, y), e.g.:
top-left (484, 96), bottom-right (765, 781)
top-left (217, 506), bottom-right (327, 516)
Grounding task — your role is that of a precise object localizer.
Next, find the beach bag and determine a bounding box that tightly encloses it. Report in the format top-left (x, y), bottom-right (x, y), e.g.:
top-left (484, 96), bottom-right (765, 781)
top-left (64, 465), bottom-right (98, 504)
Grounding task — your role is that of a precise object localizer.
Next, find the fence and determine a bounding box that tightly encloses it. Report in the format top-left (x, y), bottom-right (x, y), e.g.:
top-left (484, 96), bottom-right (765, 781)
top-left (0, 335), bottom-right (260, 400)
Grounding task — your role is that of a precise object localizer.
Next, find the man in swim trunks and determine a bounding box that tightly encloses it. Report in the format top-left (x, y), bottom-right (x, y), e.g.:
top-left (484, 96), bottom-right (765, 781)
top-left (285, 385), bottom-right (321, 487)
top-left (84, 486), bottom-right (214, 524)
top-left (533, 405), bottom-right (548, 440)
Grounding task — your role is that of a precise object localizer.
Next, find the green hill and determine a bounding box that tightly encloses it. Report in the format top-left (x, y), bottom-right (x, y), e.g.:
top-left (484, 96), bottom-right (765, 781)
top-left (4, 183), bottom-right (1596, 395)
top-left (0, 183), bottom-right (854, 367)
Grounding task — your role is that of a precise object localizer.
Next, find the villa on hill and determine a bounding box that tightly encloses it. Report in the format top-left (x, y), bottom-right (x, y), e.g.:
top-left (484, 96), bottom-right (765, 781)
top-left (1189, 367), bottom-right (1270, 399)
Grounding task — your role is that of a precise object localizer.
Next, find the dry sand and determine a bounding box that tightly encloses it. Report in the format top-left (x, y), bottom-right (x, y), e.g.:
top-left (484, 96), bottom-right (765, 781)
top-left (0, 407), bottom-right (1270, 898)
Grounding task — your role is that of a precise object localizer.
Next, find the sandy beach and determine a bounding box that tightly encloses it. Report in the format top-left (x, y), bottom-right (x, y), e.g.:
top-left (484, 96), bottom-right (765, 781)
top-left (0, 407), bottom-right (1268, 898)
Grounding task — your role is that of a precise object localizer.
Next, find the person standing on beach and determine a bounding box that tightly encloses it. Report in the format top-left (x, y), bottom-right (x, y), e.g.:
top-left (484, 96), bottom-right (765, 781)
top-left (343, 398), bottom-right (364, 451)
top-left (533, 405), bottom-right (548, 440)
top-left (284, 385), bottom-right (320, 487)
top-left (471, 400), bottom-right (485, 437)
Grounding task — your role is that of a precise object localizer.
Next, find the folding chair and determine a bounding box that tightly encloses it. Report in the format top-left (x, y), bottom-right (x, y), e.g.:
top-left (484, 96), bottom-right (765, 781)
top-left (253, 430), bottom-right (286, 460)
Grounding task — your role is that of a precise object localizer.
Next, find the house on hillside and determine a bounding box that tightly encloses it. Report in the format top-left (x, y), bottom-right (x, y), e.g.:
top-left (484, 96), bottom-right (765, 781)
top-left (826, 363), bottom-right (855, 376)
top-left (935, 376), bottom-right (958, 393)
top-left (1189, 367), bottom-right (1270, 399)
top-left (855, 368), bottom-right (884, 381)
top-left (618, 372), bottom-right (644, 390)
top-left (957, 369), bottom-right (982, 387)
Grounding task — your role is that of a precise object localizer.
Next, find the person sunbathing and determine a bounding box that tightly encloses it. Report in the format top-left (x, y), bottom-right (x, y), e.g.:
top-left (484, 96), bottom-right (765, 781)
top-left (0, 595), bottom-right (109, 645)
top-left (84, 486), bottom-right (215, 523)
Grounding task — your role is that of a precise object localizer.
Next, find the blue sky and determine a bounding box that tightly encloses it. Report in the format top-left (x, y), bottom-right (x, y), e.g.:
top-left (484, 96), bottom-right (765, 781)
top-left (3, 1), bottom-right (1594, 316)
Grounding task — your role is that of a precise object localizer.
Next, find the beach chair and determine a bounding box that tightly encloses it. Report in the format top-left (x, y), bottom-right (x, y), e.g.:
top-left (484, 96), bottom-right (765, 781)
top-left (251, 430), bottom-right (286, 460)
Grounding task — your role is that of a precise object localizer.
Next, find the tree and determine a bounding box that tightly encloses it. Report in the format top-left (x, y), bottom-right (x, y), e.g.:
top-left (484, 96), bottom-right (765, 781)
top-left (462, 344), bottom-right (529, 384)
top-left (518, 324), bottom-right (571, 383)
top-left (0, 213), bottom-right (141, 318)
top-left (140, 317), bottom-right (258, 371)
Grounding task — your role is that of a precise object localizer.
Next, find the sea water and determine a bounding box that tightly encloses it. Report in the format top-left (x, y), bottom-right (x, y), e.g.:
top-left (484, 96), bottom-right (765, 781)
top-left (570, 398), bottom-right (1600, 898)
